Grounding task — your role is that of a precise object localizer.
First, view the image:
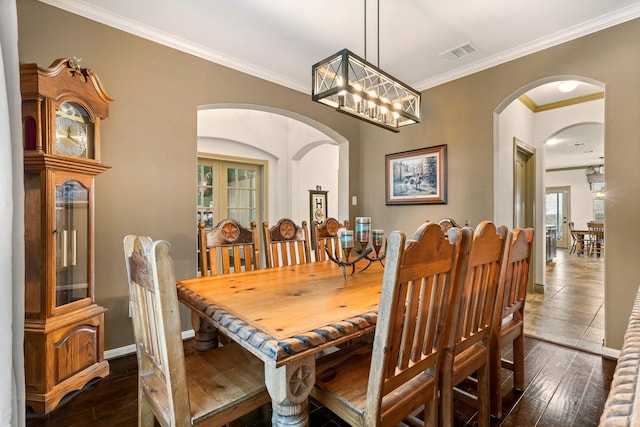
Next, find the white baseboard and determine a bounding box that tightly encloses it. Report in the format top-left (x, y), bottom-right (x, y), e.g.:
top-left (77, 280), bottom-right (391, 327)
top-left (104, 329), bottom-right (195, 360)
top-left (602, 346), bottom-right (621, 360)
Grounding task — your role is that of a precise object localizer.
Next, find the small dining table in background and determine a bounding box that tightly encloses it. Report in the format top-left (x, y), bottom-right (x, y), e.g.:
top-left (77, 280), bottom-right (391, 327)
top-left (571, 229), bottom-right (591, 256)
top-left (176, 260), bottom-right (384, 427)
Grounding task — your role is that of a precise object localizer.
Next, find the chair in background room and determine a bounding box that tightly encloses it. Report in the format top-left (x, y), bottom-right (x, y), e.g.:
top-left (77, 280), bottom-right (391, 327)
top-left (568, 221), bottom-right (579, 255)
top-left (587, 221), bottom-right (605, 257)
top-left (312, 222), bottom-right (467, 427)
top-left (123, 235), bottom-right (269, 427)
top-left (198, 219), bottom-right (260, 276)
top-left (489, 228), bottom-right (534, 419)
top-left (439, 221), bottom-right (509, 427)
top-left (313, 217), bottom-right (349, 261)
top-left (262, 218), bottom-right (312, 268)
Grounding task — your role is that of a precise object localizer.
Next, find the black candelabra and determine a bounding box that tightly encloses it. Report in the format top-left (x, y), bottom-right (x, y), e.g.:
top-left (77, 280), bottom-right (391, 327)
top-left (326, 225), bottom-right (385, 279)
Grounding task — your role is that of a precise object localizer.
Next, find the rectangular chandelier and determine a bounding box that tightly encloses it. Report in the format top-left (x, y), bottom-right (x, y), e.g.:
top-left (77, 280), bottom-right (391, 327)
top-left (312, 49), bottom-right (421, 132)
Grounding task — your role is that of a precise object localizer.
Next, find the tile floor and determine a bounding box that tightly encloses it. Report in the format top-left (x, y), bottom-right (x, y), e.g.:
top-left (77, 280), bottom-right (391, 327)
top-left (525, 247), bottom-right (605, 353)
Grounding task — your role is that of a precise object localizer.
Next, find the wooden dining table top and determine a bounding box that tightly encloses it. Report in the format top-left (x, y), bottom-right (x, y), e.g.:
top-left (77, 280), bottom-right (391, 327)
top-left (177, 260), bottom-right (384, 367)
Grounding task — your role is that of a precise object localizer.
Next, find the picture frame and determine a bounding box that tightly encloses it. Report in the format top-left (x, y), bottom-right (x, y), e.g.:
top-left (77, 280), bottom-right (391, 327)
top-left (385, 144), bottom-right (447, 205)
top-left (309, 188), bottom-right (328, 249)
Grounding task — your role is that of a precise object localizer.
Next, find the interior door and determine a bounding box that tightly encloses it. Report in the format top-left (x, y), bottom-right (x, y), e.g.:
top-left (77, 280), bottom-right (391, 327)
top-left (514, 138), bottom-right (536, 291)
top-left (514, 140), bottom-right (535, 229)
top-left (545, 186), bottom-right (570, 248)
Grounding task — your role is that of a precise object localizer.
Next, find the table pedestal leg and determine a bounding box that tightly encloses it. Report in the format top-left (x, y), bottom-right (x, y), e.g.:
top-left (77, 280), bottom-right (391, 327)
top-left (265, 356), bottom-right (315, 427)
top-left (190, 312), bottom-right (218, 351)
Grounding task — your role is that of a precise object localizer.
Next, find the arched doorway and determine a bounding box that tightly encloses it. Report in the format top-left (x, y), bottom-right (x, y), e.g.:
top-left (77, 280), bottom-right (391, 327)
top-left (494, 77), bottom-right (605, 353)
top-left (196, 104), bottom-right (349, 225)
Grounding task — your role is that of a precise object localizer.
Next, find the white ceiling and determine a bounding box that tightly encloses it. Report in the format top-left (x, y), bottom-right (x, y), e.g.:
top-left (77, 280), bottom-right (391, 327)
top-left (43, 0), bottom-right (625, 169)
top-left (42, 0), bottom-right (640, 93)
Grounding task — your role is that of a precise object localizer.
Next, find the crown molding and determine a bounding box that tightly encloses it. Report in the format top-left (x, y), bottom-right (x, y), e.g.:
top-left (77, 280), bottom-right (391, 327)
top-left (520, 92), bottom-right (604, 113)
top-left (39, 0), bottom-right (640, 95)
top-left (38, 0), bottom-right (308, 93)
top-left (413, 3), bottom-right (640, 91)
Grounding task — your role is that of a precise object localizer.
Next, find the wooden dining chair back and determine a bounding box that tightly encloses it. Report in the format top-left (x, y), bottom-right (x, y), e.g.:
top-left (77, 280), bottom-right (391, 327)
top-left (262, 218), bottom-right (312, 268)
top-left (123, 235), bottom-right (269, 427)
top-left (489, 228), bottom-right (534, 418)
top-left (439, 221), bottom-right (509, 427)
top-left (437, 217), bottom-right (461, 232)
top-left (313, 217), bottom-right (349, 261)
top-left (312, 222), bottom-right (467, 427)
top-left (198, 219), bottom-right (260, 276)
top-left (587, 221), bottom-right (604, 257)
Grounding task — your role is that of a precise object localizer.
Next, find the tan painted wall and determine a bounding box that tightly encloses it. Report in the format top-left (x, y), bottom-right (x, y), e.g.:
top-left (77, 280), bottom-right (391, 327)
top-left (358, 19), bottom-right (640, 350)
top-left (17, 0), bottom-right (640, 350)
top-left (16, 0), bottom-right (361, 349)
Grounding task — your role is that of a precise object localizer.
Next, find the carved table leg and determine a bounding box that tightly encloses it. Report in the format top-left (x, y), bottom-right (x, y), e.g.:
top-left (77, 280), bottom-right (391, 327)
top-left (265, 355), bottom-right (315, 427)
top-left (190, 312), bottom-right (218, 351)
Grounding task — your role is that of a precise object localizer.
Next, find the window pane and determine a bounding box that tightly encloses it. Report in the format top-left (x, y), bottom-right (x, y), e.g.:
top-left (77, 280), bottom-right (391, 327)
top-left (228, 188), bottom-right (236, 208)
top-left (238, 169), bottom-right (248, 188)
top-left (545, 192), bottom-right (563, 241)
top-left (227, 168), bottom-right (237, 187)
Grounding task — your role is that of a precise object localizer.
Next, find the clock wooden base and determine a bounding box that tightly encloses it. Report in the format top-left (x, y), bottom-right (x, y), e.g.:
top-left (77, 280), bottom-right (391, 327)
top-left (24, 304), bottom-right (109, 414)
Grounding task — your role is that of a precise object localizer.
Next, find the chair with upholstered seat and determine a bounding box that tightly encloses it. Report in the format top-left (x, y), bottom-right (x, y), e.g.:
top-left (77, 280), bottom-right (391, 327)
top-left (198, 219), bottom-right (260, 276)
top-left (313, 217), bottom-right (349, 261)
top-left (439, 221), bottom-right (509, 427)
top-left (489, 228), bottom-right (534, 419)
top-left (262, 218), bottom-right (312, 268)
top-left (311, 222), bottom-right (468, 427)
top-left (123, 235), bottom-right (270, 427)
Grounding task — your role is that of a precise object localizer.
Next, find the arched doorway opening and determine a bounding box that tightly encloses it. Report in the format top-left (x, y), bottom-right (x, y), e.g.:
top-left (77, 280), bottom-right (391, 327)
top-left (494, 76), bottom-right (605, 352)
top-left (196, 104), bottom-right (349, 227)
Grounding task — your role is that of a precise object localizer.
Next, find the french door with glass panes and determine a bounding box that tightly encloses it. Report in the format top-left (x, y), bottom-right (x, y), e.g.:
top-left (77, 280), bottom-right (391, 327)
top-left (545, 186), bottom-right (570, 248)
top-left (197, 157), bottom-right (263, 230)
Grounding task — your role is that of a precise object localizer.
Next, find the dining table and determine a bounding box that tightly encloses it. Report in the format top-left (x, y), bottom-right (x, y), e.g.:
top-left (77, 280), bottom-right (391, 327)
top-left (176, 259), bottom-right (385, 427)
top-left (571, 229), bottom-right (591, 255)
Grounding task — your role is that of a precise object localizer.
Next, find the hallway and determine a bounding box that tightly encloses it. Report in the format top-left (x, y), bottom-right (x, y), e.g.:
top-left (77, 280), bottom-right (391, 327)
top-left (525, 248), bottom-right (605, 353)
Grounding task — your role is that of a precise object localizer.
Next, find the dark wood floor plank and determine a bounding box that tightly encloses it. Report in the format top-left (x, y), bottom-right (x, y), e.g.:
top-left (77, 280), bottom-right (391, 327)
top-left (571, 365), bottom-right (614, 427)
top-left (523, 344), bottom-right (577, 404)
top-left (498, 395), bottom-right (547, 427)
top-left (26, 337), bottom-right (615, 427)
top-left (536, 351), bottom-right (598, 427)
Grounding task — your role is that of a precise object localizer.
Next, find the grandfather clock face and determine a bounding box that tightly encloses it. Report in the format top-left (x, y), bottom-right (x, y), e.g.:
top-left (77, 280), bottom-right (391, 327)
top-left (55, 102), bottom-right (93, 158)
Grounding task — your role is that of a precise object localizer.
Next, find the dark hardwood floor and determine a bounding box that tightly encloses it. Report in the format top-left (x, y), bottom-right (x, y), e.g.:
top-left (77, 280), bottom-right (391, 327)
top-left (26, 336), bottom-right (616, 427)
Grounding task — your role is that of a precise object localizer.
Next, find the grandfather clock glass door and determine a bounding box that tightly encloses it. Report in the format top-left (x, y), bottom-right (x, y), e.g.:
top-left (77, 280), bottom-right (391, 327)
top-left (55, 179), bottom-right (90, 307)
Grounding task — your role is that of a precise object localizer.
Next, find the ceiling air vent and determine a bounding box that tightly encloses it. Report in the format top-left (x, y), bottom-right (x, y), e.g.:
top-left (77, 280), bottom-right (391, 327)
top-left (439, 41), bottom-right (479, 61)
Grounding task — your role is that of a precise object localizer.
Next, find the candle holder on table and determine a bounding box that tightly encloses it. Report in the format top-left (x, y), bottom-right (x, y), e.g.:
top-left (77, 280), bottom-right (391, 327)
top-left (325, 218), bottom-right (385, 279)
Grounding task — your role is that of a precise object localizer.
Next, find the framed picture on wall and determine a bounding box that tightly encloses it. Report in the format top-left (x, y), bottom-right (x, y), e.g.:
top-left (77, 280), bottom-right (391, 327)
top-left (385, 144), bottom-right (447, 205)
top-left (309, 188), bottom-right (328, 249)
top-left (309, 188), bottom-right (328, 225)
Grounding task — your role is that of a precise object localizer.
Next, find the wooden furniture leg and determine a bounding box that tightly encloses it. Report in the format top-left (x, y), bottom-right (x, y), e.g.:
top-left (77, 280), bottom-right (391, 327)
top-left (265, 355), bottom-right (315, 427)
top-left (190, 312), bottom-right (219, 351)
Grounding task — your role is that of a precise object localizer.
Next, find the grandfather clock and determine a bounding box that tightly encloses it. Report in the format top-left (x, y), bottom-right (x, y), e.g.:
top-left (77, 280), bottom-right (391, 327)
top-left (20, 58), bottom-right (112, 413)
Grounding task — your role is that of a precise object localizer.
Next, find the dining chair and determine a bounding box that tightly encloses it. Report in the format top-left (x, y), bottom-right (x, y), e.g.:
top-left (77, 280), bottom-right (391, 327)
top-left (123, 235), bottom-right (270, 427)
top-left (262, 218), bottom-right (312, 268)
top-left (198, 219), bottom-right (260, 276)
top-left (436, 217), bottom-right (461, 232)
top-left (439, 221), bottom-right (509, 427)
top-left (568, 221), bottom-right (579, 255)
top-left (313, 217), bottom-right (349, 261)
top-left (311, 222), bottom-right (468, 427)
top-left (489, 228), bottom-right (534, 419)
top-left (587, 221), bottom-right (604, 257)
